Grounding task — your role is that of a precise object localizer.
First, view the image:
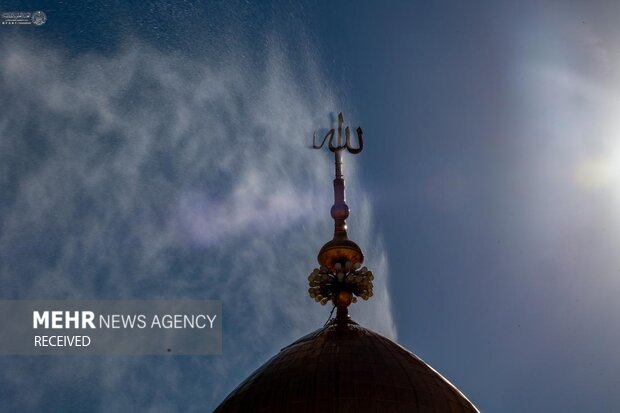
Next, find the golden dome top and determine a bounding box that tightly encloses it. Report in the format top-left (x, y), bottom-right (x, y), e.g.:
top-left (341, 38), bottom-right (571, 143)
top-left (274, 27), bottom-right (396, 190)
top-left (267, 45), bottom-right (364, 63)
top-left (215, 318), bottom-right (479, 412)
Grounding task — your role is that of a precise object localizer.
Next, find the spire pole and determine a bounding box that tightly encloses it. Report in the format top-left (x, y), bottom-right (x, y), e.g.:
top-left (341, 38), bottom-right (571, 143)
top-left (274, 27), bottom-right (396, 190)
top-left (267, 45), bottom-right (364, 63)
top-left (312, 113), bottom-right (364, 269)
top-left (309, 113), bottom-right (373, 317)
top-left (330, 113), bottom-right (353, 240)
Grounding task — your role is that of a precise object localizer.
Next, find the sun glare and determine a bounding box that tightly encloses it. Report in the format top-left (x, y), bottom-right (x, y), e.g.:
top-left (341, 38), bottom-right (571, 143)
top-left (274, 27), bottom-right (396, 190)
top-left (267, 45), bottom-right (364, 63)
top-left (574, 155), bottom-right (620, 190)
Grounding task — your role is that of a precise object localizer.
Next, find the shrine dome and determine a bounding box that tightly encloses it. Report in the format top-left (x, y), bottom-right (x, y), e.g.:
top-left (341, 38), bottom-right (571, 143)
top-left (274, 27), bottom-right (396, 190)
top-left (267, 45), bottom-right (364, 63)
top-left (214, 317), bottom-right (478, 412)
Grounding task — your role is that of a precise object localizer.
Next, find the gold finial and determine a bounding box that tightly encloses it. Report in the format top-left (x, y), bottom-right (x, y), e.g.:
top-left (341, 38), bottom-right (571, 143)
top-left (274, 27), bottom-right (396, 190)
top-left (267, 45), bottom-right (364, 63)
top-left (309, 113), bottom-right (373, 318)
top-left (312, 113), bottom-right (364, 270)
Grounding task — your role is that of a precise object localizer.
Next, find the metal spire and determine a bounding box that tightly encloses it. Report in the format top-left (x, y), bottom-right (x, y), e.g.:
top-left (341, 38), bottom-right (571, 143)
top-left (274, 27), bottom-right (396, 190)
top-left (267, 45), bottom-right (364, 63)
top-left (312, 112), bottom-right (363, 242)
top-left (308, 113), bottom-right (374, 321)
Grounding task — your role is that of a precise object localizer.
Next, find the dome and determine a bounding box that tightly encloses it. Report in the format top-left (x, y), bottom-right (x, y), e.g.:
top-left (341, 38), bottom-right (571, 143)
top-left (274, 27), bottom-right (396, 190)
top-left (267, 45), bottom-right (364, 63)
top-left (214, 317), bottom-right (479, 412)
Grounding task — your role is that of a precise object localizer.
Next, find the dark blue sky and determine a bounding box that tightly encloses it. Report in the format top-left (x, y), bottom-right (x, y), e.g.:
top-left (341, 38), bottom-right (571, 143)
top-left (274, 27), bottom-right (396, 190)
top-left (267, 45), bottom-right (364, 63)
top-left (2, 1), bottom-right (620, 412)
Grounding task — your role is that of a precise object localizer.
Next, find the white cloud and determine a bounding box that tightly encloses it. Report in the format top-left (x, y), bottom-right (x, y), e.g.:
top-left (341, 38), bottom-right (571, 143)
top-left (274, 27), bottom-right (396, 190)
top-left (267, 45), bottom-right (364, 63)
top-left (0, 37), bottom-right (395, 411)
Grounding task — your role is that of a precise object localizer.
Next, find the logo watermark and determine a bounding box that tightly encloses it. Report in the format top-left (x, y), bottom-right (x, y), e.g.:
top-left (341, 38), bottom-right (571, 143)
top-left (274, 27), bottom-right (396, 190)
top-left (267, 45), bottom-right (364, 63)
top-left (0, 300), bottom-right (222, 355)
top-left (1, 10), bottom-right (46, 26)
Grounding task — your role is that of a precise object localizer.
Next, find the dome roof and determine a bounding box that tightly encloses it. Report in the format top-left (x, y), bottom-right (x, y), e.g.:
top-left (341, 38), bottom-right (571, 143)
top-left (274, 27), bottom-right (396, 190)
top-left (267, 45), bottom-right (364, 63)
top-left (215, 317), bottom-right (478, 412)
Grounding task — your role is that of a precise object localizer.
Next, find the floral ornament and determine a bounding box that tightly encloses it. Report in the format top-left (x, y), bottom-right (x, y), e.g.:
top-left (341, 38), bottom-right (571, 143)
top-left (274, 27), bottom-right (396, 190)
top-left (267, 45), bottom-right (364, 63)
top-left (308, 261), bottom-right (374, 305)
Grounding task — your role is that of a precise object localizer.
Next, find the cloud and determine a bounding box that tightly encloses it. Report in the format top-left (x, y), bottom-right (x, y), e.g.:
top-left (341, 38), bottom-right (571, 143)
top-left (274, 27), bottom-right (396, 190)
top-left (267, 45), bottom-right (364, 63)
top-left (0, 36), bottom-right (394, 411)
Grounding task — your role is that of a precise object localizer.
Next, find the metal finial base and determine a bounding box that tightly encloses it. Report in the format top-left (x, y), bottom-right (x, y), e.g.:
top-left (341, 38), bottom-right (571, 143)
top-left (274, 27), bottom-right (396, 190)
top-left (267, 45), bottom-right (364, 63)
top-left (308, 263), bottom-right (374, 305)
